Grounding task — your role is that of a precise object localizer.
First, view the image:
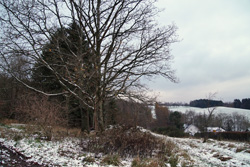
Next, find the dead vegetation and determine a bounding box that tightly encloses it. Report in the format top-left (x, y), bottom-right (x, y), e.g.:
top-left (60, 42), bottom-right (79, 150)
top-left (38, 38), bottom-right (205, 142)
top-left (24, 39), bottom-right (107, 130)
top-left (131, 157), bottom-right (166, 167)
top-left (213, 153), bottom-right (232, 161)
top-left (82, 125), bottom-right (178, 160)
top-left (13, 93), bottom-right (67, 140)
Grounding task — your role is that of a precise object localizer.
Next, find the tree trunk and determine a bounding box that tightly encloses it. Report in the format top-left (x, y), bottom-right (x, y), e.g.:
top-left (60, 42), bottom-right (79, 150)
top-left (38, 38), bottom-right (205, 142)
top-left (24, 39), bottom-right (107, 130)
top-left (98, 99), bottom-right (104, 131)
top-left (93, 100), bottom-right (99, 131)
top-left (79, 100), bottom-right (90, 132)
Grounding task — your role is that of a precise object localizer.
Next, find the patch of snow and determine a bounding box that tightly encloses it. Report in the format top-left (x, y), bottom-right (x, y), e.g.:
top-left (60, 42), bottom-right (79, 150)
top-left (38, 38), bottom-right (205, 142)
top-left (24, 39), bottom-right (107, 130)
top-left (149, 105), bottom-right (156, 119)
top-left (169, 106), bottom-right (250, 120)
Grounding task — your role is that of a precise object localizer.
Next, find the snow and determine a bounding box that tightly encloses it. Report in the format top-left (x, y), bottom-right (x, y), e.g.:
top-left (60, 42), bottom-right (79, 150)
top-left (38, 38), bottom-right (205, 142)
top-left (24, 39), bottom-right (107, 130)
top-left (169, 106), bottom-right (250, 119)
top-left (171, 137), bottom-right (250, 167)
top-left (0, 137), bottom-right (85, 166)
top-left (149, 105), bottom-right (157, 119)
top-left (1, 125), bottom-right (250, 166)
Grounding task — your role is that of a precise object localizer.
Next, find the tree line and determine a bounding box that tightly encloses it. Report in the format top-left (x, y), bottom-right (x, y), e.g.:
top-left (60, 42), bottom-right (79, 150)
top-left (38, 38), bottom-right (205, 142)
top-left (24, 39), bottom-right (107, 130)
top-left (233, 98), bottom-right (250, 109)
top-left (189, 98), bottom-right (250, 110)
top-left (189, 99), bottom-right (223, 108)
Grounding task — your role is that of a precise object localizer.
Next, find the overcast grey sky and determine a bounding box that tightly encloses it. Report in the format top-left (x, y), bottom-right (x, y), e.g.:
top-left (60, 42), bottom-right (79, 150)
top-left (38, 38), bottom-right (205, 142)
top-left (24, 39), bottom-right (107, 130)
top-left (147, 0), bottom-right (250, 103)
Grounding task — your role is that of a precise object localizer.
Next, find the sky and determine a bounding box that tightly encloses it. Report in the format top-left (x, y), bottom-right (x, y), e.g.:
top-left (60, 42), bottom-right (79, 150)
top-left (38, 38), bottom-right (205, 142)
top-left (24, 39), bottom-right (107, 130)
top-left (147, 0), bottom-right (250, 103)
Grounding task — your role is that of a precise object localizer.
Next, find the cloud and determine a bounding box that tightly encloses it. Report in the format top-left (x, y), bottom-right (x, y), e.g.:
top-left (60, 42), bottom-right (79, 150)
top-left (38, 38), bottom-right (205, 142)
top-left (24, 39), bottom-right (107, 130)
top-left (147, 0), bottom-right (250, 102)
top-left (149, 76), bottom-right (250, 103)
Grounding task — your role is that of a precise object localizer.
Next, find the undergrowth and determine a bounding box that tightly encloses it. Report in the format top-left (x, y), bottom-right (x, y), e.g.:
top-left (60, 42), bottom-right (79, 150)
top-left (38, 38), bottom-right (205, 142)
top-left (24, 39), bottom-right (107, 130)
top-left (82, 125), bottom-right (179, 160)
top-left (101, 154), bottom-right (121, 166)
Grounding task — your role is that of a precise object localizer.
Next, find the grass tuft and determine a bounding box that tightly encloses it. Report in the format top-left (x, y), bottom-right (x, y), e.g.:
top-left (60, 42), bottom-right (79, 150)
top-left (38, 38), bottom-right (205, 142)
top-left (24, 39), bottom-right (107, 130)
top-left (101, 154), bottom-right (121, 166)
top-left (82, 156), bottom-right (96, 165)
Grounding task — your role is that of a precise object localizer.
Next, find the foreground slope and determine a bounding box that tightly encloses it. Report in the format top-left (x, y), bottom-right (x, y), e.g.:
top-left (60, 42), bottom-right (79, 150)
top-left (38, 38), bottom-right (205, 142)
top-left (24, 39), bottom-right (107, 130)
top-left (1, 124), bottom-right (250, 166)
top-left (171, 137), bottom-right (250, 166)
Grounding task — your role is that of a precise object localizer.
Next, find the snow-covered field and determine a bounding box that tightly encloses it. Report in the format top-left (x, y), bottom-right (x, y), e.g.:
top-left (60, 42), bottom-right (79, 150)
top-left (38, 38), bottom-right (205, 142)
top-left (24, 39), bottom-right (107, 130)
top-left (1, 124), bottom-right (250, 167)
top-left (169, 106), bottom-right (250, 120)
top-left (172, 137), bottom-right (250, 167)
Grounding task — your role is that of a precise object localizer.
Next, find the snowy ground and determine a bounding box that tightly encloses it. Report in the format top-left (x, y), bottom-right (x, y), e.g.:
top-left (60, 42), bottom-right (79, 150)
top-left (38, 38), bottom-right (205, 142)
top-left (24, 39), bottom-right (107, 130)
top-left (1, 124), bottom-right (250, 167)
top-left (168, 106), bottom-right (250, 120)
top-left (170, 137), bottom-right (250, 167)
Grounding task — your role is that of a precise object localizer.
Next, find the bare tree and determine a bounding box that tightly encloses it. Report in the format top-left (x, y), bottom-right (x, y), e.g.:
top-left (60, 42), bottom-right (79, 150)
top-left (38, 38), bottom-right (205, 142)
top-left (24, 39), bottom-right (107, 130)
top-left (14, 92), bottom-right (67, 140)
top-left (231, 112), bottom-right (249, 131)
top-left (0, 0), bottom-right (177, 131)
top-left (115, 99), bottom-right (152, 128)
top-left (202, 92), bottom-right (218, 142)
top-left (154, 103), bottom-right (169, 128)
top-left (183, 110), bottom-right (196, 125)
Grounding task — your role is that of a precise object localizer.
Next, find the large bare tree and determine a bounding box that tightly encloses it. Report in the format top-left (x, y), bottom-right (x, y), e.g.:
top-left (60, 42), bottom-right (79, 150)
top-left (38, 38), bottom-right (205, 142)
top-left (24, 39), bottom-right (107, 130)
top-left (0, 0), bottom-right (177, 130)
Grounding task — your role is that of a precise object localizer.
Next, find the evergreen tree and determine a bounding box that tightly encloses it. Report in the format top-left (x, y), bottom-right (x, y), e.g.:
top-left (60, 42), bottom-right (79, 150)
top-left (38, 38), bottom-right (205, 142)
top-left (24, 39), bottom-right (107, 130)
top-left (169, 111), bottom-right (182, 129)
top-left (242, 98), bottom-right (250, 109)
top-left (233, 99), bottom-right (242, 108)
top-left (32, 22), bottom-right (94, 131)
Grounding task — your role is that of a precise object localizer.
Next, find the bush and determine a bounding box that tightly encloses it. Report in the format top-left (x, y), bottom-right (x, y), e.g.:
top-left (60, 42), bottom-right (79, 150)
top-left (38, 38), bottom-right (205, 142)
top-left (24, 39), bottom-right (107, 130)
top-left (82, 156), bottom-right (95, 165)
top-left (131, 157), bottom-right (166, 167)
top-left (101, 154), bottom-right (121, 166)
top-left (169, 156), bottom-right (178, 167)
top-left (82, 125), bottom-right (177, 158)
top-left (153, 127), bottom-right (187, 138)
top-left (195, 132), bottom-right (250, 141)
top-left (14, 93), bottom-right (67, 140)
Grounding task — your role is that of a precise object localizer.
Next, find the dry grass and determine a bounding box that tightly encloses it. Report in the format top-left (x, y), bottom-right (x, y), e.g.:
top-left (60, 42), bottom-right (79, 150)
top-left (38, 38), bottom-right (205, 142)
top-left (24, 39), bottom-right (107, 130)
top-left (52, 127), bottom-right (82, 139)
top-left (218, 156), bottom-right (232, 161)
top-left (82, 125), bottom-right (178, 159)
top-left (188, 141), bottom-right (198, 149)
top-left (0, 119), bottom-right (19, 125)
top-left (228, 143), bottom-right (236, 148)
top-left (13, 93), bottom-right (67, 140)
top-left (101, 154), bottom-right (121, 166)
top-left (213, 153), bottom-right (232, 162)
top-left (179, 151), bottom-right (191, 161)
top-left (236, 147), bottom-right (245, 153)
top-left (0, 119), bottom-right (83, 141)
top-left (82, 156), bottom-right (96, 165)
top-left (131, 157), bottom-right (166, 167)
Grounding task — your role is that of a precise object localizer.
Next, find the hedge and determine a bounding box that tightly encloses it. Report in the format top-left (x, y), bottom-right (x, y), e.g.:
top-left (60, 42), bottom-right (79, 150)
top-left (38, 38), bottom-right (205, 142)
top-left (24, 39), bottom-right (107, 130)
top-left (194, 132), bottom-right (250, 141)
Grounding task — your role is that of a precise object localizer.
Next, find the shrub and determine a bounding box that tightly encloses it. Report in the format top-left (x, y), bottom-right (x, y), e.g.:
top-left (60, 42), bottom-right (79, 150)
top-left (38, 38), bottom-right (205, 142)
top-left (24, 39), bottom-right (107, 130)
top-left (82, 156), bottom-right (95, 165)
top-left (169, 155), bottom-right (178, 167)
top-left (82, 125), bottom-right (177, 158)
top-left (14, 93), bottom-right (67, 140)
top-left (153, 127), bottom-right (187, 138)
top-left (131, 157), bottom-right (166, 167)
top-left (13, 133), bottom-right (23, 141)
top-left (101, 154), bottom-right (121, 166)
top-left (195, 132), bottom-right (250, 141)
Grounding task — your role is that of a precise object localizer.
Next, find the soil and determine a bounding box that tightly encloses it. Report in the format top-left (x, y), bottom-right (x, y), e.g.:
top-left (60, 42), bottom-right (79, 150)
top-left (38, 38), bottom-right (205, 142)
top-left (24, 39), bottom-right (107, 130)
top-left (0, 142), bottom-right (46, 167)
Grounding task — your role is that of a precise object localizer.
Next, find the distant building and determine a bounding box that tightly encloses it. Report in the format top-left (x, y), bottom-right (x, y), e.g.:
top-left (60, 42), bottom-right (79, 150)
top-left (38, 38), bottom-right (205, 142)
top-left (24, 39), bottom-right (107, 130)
top-left (207, 127), bottom-right (225, 133)
top-left (184, 124), bottom-right (200, 136)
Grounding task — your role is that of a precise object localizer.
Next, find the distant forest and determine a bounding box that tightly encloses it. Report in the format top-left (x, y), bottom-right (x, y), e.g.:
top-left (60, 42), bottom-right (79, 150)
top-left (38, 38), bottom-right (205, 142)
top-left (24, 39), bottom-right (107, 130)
top-left (189, 98), bottom-right (250, 110)
top-left (233, 98), bottom-right (250, 110)
top-left (189, 99), bottom-right (223, 108)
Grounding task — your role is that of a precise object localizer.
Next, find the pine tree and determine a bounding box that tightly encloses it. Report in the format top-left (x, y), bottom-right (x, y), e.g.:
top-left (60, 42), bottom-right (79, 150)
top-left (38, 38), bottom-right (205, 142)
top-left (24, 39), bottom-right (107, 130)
top-left (32, 22), bottom-right (94, 131)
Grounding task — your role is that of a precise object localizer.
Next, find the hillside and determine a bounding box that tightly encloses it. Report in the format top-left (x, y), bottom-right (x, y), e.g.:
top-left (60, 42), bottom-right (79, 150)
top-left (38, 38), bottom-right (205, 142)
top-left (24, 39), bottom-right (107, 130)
top-left (168, 106), bottom-right (250, 120)
top-left (1, 123), bottom-right (250, 166)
